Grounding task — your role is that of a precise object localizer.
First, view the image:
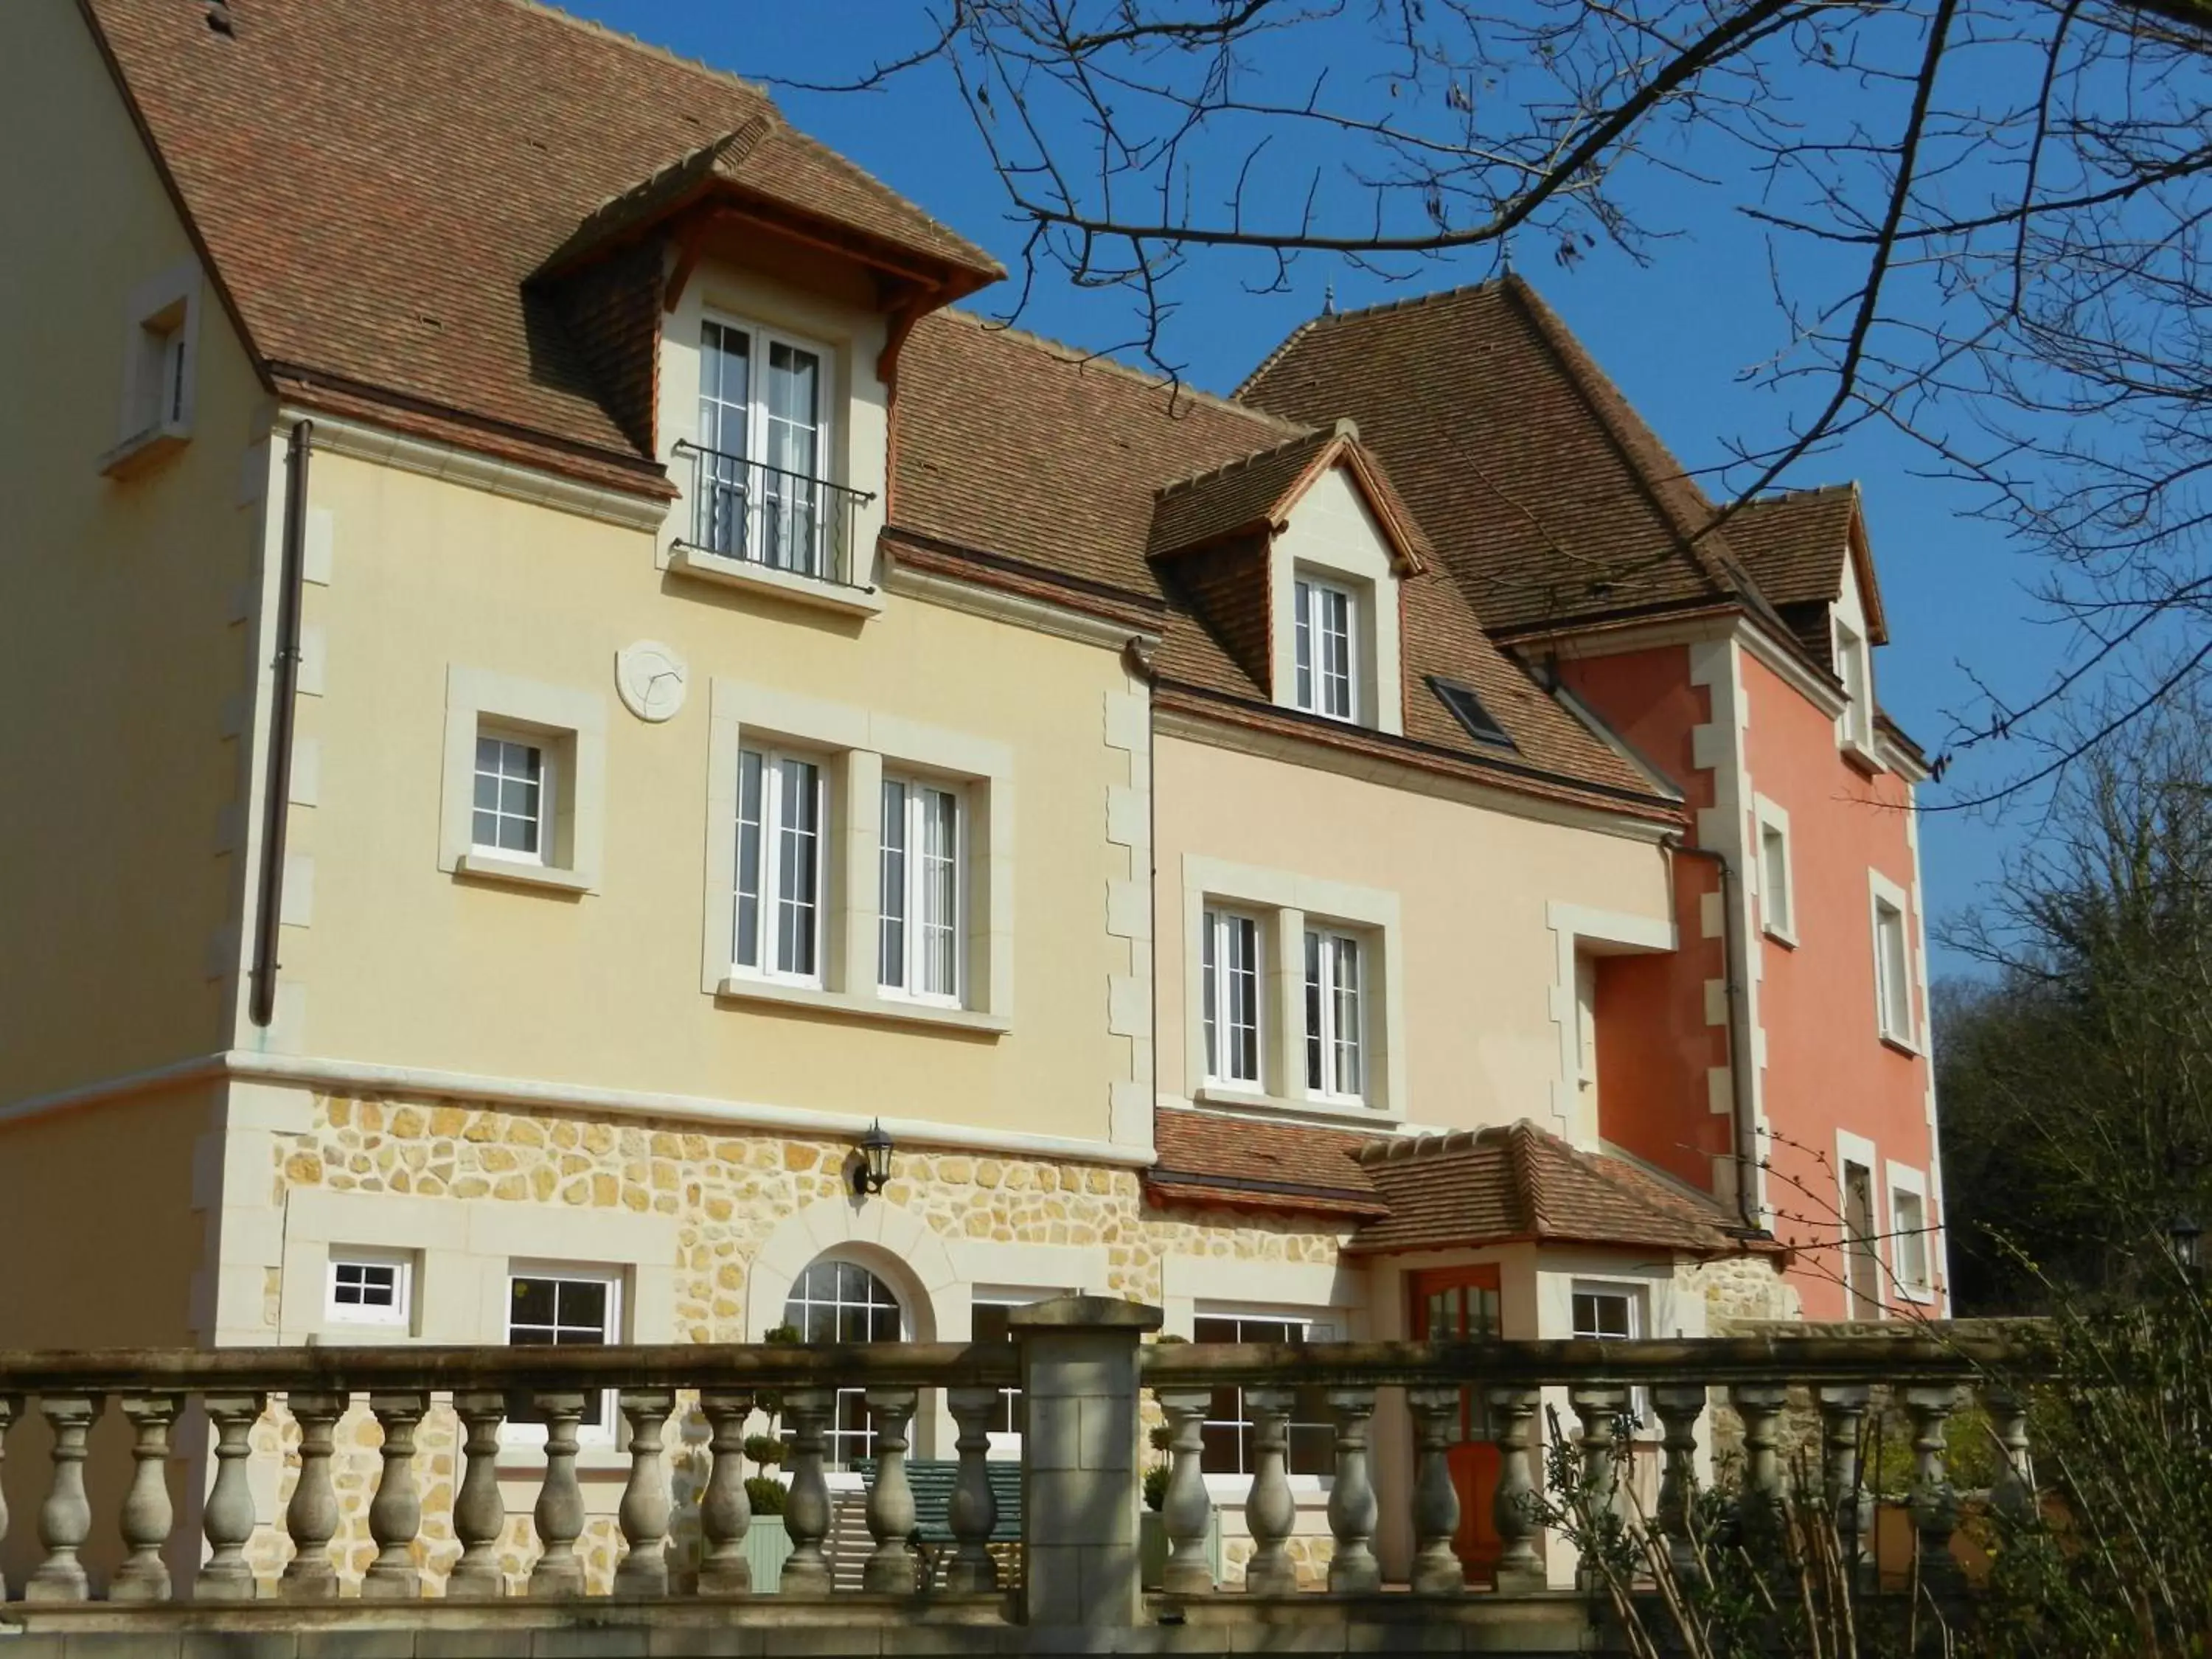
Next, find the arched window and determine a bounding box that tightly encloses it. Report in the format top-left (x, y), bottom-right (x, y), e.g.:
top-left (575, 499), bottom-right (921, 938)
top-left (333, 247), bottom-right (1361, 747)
top-left (784, 1256), bottom-right (904, 1465)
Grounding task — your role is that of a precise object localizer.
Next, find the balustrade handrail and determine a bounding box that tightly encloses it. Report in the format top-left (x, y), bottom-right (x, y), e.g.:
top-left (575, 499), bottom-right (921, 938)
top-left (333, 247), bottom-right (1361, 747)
top-left (1141, 1323), bottom-right (2055, 1388)
top-left (0, 1339), bottom-right (1021, 1394)
top-left (669, 440), bottom-right (876, 509)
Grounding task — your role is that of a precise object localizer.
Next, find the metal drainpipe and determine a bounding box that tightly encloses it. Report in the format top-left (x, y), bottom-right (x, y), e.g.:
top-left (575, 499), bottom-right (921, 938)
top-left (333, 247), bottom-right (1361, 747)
top-left (1669, 835), bottom-right (1764, 1232)
top-left (248, 420), bottom-right (313, 1029)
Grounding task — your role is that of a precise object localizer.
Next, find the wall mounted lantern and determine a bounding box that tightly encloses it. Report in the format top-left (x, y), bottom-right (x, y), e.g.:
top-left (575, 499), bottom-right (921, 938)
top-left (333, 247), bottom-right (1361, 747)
top-left (2170, 1211), bottom-right (2202, 1275)
top-left (852, 1120), bottom-right (895, 1197)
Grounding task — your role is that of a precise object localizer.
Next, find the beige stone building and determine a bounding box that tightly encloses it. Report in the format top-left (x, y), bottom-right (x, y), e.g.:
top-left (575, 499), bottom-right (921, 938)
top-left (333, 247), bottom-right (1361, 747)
top-left (2, 0), bottom-right (1943, 1598)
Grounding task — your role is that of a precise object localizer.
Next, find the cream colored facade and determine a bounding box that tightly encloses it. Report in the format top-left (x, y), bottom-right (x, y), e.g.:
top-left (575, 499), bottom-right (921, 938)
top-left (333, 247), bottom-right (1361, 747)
top-left (0, 0), bottom-right (1805, 1598)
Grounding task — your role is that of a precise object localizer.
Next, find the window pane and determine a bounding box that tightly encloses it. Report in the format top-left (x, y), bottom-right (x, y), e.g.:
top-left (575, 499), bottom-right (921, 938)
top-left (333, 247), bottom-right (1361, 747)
top-left (1218, 915), bottom-right (1259, 1085)
top-left (878, 781), bottom-right (908, 988)
top-left (763, 342), bottom-right (823, 573)
top-left (919, 788), bottom-right (959, 997)
top-left (773, 758), bottom-right (821, 978)
top-left (1762, 827), bottom-right (1789, 931)
top-left (1201, 910), bottom-right (1220, 1079)
top-left (1321, 587), bottom-right (1353, 717)
top-left (735, 750), bottom-right (763, 969)
top-left (1304, 930), bottom-right (1324, 1091)
top-left (1294, 580), bottom-right (1314, 709)
top-left (1332, 936), bottom-right (1363, 1097)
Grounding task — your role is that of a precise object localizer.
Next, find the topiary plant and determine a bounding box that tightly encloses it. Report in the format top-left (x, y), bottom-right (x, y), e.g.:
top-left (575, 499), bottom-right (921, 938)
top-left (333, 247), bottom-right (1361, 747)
top-left (744, 1475), bottom-right (787, 1517)
top-left (1143, 1461), bottom-right (1171, 1513)
top-left (743, 1433), bottom-right (789, 1467)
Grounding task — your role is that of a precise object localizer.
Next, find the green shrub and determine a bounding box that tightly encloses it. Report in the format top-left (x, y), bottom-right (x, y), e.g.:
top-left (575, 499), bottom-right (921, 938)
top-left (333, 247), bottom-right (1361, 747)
top-left (744, 1475), bottom-right (787, 1517)
top-left (1142, 1462), bottom-right (1169, 1512)
top-left (743, 1433), bottom-right (789, 1467)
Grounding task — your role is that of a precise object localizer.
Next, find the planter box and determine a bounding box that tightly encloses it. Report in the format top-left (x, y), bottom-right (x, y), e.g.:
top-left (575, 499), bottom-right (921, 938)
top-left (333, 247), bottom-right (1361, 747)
top-left (1140, 1506), bottom-right (1224, 1590)
top-left (745, 1513), bottom-right (794, 1593)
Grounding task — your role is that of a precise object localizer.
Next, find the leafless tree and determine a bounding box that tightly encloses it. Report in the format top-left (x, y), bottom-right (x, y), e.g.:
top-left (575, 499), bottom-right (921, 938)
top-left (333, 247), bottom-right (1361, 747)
top-left (768, 0), bottom-right (2212, 784)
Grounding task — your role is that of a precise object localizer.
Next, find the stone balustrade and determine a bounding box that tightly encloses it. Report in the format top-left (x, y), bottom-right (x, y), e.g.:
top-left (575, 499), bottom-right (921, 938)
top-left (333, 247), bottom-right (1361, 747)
top-left (0, 1311), bottom-right (2048, 1642)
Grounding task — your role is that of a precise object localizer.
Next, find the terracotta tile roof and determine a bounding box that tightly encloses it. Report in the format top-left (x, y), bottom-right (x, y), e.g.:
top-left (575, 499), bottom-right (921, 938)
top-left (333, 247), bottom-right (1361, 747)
top-left (85, 0), bottom-right (993, 483)
top-left (1343, 1120), bottom-right (1765, 1256)
top-left (1147, 1110), bottom-right (1386, 1220)
top-left (1729, 487), bottom-right (1855, 609)
top-left (895, 312), bottom-right (1682, 820)
top-left (1239, 279), bottom-right (1761, 637)
top-left (1150, 421), bottom-right (1433, 569)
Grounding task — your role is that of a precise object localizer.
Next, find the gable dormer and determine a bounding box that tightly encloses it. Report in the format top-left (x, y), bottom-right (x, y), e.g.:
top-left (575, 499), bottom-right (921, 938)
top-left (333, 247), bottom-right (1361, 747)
top-left (533, 118), bottom-right (1001, 616)
top-left (1150, 420), bottom-right (1429, 734)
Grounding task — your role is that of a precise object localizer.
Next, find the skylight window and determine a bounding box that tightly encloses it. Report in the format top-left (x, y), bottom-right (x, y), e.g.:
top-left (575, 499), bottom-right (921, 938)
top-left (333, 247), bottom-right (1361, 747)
top-left (1429, 677), bottom-right (1517, 751)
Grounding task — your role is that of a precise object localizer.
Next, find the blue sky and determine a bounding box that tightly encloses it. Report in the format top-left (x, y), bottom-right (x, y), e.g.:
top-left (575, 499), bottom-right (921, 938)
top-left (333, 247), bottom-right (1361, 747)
top-left (568, 1), bottom-right (2067, 975)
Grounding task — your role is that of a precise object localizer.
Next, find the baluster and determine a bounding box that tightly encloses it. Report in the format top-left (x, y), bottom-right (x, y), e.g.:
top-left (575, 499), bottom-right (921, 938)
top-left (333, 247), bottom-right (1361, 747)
top-left (944, 1386), bottom-right (1001, 1593)
top-left (1728, 1382), bottom-right (1788, 1516)
top-left (1979, 1385), bottom-right (2036, 1526)
top-left (1486, 1385), bottom-right (1545, 1593)
top-left (1241, 1386), bottom-right (1297, 1594)
top-left (278, 1391), bottom-right (345, 1600)
top-left (526, 1390), bottom-right (589, 1598)
top-left (1816, 1384), bottom-right (1873, 1579)
top-left (698, 1391), bottom-right (754, 1596)
top-left (1325, 1386), bottom-right (1380, 1594)
top-left (1650, 1384), bottom-right (1708, 1585)
top-left (197, 1394), bottom-right (266, 1602)
top-left (113, 1394), bottom-right (181, 1601)
top-left (861, 1388), bottom-right (919, 1593)
top-left (0, 1394), bottom-right (16, 1603)
top-left (1904, 1385), bottom-right (1964, 1593)
top-left (1155, 1388), bottom-right (1214, 1596)
top-left (779, 1388), bottom-right (835, 1596)
top-left (1568, 1384), bottom-right (1630, 1517)
top-left (26, 1394), bottom-right (103, 1601)
top-left (446, 1392), bottom-right (507, 1601)
top-left (362, 1391), bottom-right (428, 1599)
top-left (613, 1389), bottom-right (675, 1597)
top-left (1405, 1386), bottom-right (1463, 1596)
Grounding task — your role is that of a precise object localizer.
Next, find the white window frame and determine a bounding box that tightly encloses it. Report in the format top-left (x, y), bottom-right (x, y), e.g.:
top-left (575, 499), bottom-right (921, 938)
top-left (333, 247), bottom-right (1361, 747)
top-left (470, 726), bottom-right (555, 867)
top-left (324, 1248), bottom-right (414, 1329)
top-left (1569, 1279), bottom-right (1652, 1424)
top-left (1192, 1309), bottom-right (1339, 1492)
top-left (1754, 796), bottom-right (1797, 946)
top-left (877, 774), bottom-right (966, 1006)
top-left (1886, 1162), bottom-right (1935, 1303)
top-left (439, 667), bottom-right (607, 896)
top-left (1868, 872), bottom-right (1917, 1050)
top-left (1834, 614), bottom-right (1876, 754)
top-left (1293, 575), bottom-right (1358, 722)
top-left (503, 1263), bottom-right (626, 1448)
top-left (1303, 925), bottom-right (1368, 1105)
top-left (733, 745), bottom-right (831, 988)
top-left (1201, 906), bottom-right (1266, 1090)
top-left (102, 260), bottom-right (203, 477)
top-left (695, 313), bottom-right (838, 573)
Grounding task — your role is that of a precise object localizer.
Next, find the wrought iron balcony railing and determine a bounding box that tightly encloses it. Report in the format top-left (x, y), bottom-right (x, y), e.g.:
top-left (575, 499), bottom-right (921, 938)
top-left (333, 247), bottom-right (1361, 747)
top-left (672, 441), bottom-right (872, 591)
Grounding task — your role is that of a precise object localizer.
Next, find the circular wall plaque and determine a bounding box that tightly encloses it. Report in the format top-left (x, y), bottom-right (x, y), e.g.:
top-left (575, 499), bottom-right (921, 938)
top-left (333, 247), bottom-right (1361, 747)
top-left (615, 640), bottom-right (688, 723)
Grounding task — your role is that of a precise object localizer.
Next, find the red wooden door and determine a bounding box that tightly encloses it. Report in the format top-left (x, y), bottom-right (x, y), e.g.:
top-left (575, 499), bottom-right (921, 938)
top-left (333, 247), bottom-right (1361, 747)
top-left (1410, 1265), bottom-right (1503, 1584)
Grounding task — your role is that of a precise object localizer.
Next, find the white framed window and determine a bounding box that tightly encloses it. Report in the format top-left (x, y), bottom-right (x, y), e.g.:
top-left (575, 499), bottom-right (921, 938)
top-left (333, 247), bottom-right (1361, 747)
top-left (734, 748), bottom-right (828, 985)
top-left (1570, 1281), bottom-right (1650, 1422)
top-left (696, 316), bottom-right (834, 574)
top-left (1870, 877), bottom-right (1916, 1047)
top-left (1888, 1164), bottom-right (1935, 1301)
top-left (1293, 577), bottom-right (1357, 721)
top-left (325, 1250), bottom-right (413, 1328)
top-left (506, 1265), bottom-right (624, 1441)
top-left (1835, 616), bottom-right (1875, 752)
top-left (1193, 1313), bottom-right (1337, 1477)
top-left (1201, 908), bottom-right (1265, 1088)
top-left (784, 1256), bottom-right (905, 1467)
top-left (103, 261), bottom-right (203, 477)
top-left (1304, 927), bottom-right (1366, 1103)
top-left (878, 776), bottom-right (963, 1004)
top-left (472, 730), bottom-right (552, 863)
top-left (1756, 799), bottom-right (1796, 944)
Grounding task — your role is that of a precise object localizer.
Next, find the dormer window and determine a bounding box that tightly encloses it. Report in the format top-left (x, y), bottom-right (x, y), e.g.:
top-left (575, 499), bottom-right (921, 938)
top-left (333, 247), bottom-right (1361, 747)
top-left (1834, 614), bottom-right (1875, 755)
top-left (1294, 575), bottom-right (1357, 721)
top-left (696, 318), bottom-right (831, 573)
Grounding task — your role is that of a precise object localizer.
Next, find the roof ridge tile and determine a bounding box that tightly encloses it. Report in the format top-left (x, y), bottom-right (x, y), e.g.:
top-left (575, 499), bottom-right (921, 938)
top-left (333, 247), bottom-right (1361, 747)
top-left (489, 0), bottom-right (772, 100)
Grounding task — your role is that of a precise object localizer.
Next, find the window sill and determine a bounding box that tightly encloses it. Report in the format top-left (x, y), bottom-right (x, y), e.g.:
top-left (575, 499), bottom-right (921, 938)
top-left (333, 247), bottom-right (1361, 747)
top-left (716, 975), bottom-right (1009, 1036)
top-left (1893, 1283), bottom-right (1937, 1306)
top-left (1190, 1085), bottom-right (1396, 1128)
top-left (1878, 1030), bottom-right (1921, 1059)
top-left (669, 544), bottom-right (884, 618)
top-left (1762, 924), bottom-right (1798, 950)
top-left (1840, 736), bottom-right (1884, 776)
top-left (455, 852), bottom-right (596, 895)
top-left (100, 422), bottom-right (190, 481)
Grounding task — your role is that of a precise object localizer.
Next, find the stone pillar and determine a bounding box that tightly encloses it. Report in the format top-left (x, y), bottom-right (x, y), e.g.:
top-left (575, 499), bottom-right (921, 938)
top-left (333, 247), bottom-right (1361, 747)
top-left (26, 1394), bottom-right (102, 1602)
top-left (1405, 1387), bottom-right (1464, 1596)
top-left (944, 1386), bottom-right (1002, 1594)
top-left (196, 1395), bottom-right (266, 1603)
top-left (1010, 1295), bottom-right (1161, 1627)
top-left (697, 1392), bottom-right (754, 1596)
top-left (278, 1391), bottom-right (346, 1601)
top-left (113, 1394), bottom-right (181, 1602)
top-left (613, 1391), bottom-right (676, 1598)
top-left (1154, 1388), bottom-right (1215, 1597)
top-left (1486, 1386), bottom-right (1545, 1593)
top-left (1650, 1384), bottom-right (1707, 1586)
top-left (0, 1394), bottom-right (16, 1604)
top-left (1325, 1387), bottom-right (1380, 1594)
top-left (362, 1391), bottom-right (428, 1601)
top-left (1817, 1384), bottom-right (1873, 1578)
